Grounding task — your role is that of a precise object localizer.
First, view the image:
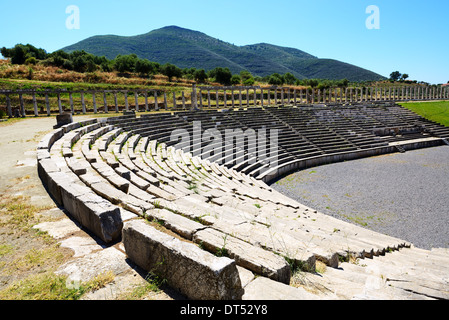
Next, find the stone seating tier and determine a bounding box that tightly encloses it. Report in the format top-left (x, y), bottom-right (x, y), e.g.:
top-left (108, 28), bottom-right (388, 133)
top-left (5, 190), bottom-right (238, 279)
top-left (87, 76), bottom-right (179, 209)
top-left (36, 102), bottom-right (449, 300)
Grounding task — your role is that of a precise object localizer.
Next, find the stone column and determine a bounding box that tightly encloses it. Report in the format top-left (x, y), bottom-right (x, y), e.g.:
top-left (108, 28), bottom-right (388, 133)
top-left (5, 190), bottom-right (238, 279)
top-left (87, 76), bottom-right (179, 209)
top-left (172, 92), bottom-right (176, 109)
top-left (103, 92), bottom-right (108, 113)
top-left (199, 90), bottom-right (203, 108)
top-left (5, 94), bottom-right (12, 118)
top-left (191, 85), bottom-right (198, 110)
top-left (231, 89), bottom-right (235, 107)
top-left (124, 92), bottom-right (129, 112)
top-left (135, 92), bottom-right (139, 112)
top-left (69, 93), bottom-right (74, 114)
top-left (154, 91), bottom-right (159, 110)
top-left (247, 88), bottom-right (250, 107)
top-left (114, 92), bottom-right (119, 112)
top-left (182, 91), bottom-right (186, 110)
top-left (32, 92), bottom-right (38, 117)
top-left (207, 90), bottom-right (211, 108)
top-left (18, 93), bottom-right (25, 117)
top-left (45, 93), bottom-right (51, 116)
top-left (144, 91), bottom-right (148, 112)
top-left (92, 92), bottom-right (97, 114)
top-left (81, 92), bottom-right (86, 113)
top-left (57, 92), bottom-right (63, 115)
top-left (239, 89), bottom-right (243, 107)
top-left (216, 90), bottom-right (219, 108)
top-left (163, 92), bottom-right (168, 110)
top-left (261, 88), bottom-right (264, 106)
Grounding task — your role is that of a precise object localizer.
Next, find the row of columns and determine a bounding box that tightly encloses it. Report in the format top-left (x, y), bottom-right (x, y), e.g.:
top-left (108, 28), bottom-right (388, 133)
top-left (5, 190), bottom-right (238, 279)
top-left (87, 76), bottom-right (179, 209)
top-left (194, 85), bottom-right (449, 109)
top-left (1, 85), bottom-right (448, 117)
top-left (1, 90), bottom-right (183, 118)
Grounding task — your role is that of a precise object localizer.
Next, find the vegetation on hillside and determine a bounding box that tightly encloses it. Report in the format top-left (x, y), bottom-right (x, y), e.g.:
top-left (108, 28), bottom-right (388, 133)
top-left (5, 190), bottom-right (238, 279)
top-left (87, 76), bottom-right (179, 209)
top-left (0, 42), bottom-right (443, 97)
top-left (59, 26), bottom-right (387, 82)
top-left (0, 43), bottom-right (364, 90)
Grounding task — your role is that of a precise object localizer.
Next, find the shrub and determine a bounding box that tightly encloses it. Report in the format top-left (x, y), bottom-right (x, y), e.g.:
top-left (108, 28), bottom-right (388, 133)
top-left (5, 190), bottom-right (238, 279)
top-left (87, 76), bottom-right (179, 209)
top-left (231, 74), bottom-right (241, 85)
top-left (208, 67), bottom-right (232, 86)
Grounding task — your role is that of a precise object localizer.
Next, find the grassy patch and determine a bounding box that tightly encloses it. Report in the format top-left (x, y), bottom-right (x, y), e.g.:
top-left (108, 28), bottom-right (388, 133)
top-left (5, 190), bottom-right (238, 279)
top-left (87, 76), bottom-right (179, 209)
top-left (0, 195), bottom-right (52, 233)
top-left (399, 100), bottom-right (449, 127)
top-left (0, 244), bottom-right (14, 257)
top-left (0, 270), bottom-right (116, 300)
top-left (117, 272), bottom-right (166, 300)
top-left (0, 272), bottom-right (85, 300)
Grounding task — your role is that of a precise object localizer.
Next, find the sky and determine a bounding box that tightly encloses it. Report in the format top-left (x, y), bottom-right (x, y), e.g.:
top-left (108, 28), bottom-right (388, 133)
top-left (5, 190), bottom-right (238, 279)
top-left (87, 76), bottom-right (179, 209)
top-left (1, 0), bottom-right (448, 84)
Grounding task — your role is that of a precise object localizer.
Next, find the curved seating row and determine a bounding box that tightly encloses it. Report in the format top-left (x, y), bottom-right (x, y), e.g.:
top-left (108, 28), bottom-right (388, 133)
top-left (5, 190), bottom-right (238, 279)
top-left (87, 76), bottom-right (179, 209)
top-left (36, 103), bottom-right (449, 300)
top-left (37, 111), bottom-right (411, 269)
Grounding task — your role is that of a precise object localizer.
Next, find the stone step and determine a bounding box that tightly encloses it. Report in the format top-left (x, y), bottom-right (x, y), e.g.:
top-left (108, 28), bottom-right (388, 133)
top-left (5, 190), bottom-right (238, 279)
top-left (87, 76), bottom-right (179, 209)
top-left (122, 219), bottom-right (244, 300)
top-left (193, 227), bottom-right (291, 284)
top-left (242, 276), bottom-right (323, 300)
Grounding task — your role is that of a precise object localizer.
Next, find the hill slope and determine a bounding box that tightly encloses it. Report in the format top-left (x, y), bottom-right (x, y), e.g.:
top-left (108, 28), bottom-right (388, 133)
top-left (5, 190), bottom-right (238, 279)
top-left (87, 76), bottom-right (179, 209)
top-left (61, 26), bottom-right (385, 82)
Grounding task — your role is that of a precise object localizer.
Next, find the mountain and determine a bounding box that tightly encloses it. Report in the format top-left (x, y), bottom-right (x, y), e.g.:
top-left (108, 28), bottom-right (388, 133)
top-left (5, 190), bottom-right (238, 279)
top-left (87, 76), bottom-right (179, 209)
top-left (60, 26), bottom-right (385, 82)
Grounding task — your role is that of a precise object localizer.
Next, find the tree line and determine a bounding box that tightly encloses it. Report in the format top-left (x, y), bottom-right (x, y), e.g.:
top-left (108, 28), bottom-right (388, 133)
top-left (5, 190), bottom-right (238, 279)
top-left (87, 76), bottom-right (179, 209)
top-left (1, 43), bottom-right (351, 88)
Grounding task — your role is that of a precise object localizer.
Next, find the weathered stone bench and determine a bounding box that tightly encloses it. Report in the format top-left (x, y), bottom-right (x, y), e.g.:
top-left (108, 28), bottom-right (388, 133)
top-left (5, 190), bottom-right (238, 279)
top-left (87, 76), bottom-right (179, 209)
top-left (122, 219), bottom-right (244, 300)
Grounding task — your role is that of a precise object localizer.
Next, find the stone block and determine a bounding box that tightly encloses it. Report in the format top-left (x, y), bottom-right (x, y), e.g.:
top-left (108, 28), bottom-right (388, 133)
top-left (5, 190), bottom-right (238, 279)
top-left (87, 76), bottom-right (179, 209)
top-left (45, 171), bottom-right (71, 206)
top-left (37, 158), bottom-right (60, 188)
top-left (122, 220), bottom-right (243, 300)
top-left (73, 192), bottom-right (123, 243)
top-left (115, 166), bottom-right (131, 180)
top-left (54, 112), bottom-right (73, 129)
top-left (37, 129), bottom-right (64, 150)
top-left (242, 276), bottom-right (319, 300)
top-left (145, 208), bottom-right (205, 240)
top-left (193, 228), bottom-right (291, 284)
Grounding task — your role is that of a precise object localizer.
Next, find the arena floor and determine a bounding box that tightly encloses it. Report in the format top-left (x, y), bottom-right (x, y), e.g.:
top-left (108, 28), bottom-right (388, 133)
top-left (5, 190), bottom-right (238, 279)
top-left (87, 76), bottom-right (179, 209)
top-left (270, 145), bottom-right (449, 250)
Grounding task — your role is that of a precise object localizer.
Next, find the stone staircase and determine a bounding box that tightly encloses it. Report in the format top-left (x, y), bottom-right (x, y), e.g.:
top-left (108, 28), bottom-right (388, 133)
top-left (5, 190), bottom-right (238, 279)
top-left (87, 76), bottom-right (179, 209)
top-left (36, 104), bottom-right (449, 300)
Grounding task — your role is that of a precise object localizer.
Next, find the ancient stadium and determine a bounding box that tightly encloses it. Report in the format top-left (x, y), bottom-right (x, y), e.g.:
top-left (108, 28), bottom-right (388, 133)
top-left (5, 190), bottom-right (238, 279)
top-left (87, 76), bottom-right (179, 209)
top-left (26, 86), bottom-right (449, 300)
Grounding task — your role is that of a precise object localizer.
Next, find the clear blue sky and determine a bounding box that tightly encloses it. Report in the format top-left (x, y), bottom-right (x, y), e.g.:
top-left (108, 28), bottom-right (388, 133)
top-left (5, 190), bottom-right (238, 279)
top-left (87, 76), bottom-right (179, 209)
top-left (1, 0), bottom-right (448, 84)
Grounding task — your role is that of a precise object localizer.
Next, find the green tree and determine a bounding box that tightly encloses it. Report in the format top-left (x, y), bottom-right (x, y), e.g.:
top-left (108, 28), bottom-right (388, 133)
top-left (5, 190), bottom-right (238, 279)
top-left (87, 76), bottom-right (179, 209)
top-left (135, 58), bottom-right (154, 77)
top-left (194, 69), bottom-right (208, 83)
top-left (208, 67), bottom-right (233, 86)
top-left (390, 71), bottom-right (402, 82)
top-left (1, 44), bottom-right (48, 64)
top-left (161, 63), bottom-right (182, 82)
top-left (283, 73), bottom-right (297, 85)
top-left (231, 74), bottom-right (241, 85)
top-left (113, 54), bottom-right (138, 73)
top-left (268, 73), bottom-right (284, 85)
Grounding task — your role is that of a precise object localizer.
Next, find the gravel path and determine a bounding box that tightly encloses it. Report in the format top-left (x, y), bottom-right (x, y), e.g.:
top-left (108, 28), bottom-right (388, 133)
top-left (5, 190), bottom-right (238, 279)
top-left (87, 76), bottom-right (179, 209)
top-left (270, 146), bottom-right (449, 250)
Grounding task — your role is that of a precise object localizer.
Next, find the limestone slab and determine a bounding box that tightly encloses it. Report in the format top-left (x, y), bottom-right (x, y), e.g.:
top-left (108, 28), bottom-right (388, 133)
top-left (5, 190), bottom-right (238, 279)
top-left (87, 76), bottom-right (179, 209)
top-left (122, 219), bottom-right (243, 300)
top-left (242, 276), bottom-right (320, 300)
top-left (193, 228), bottom-right (291, 284)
